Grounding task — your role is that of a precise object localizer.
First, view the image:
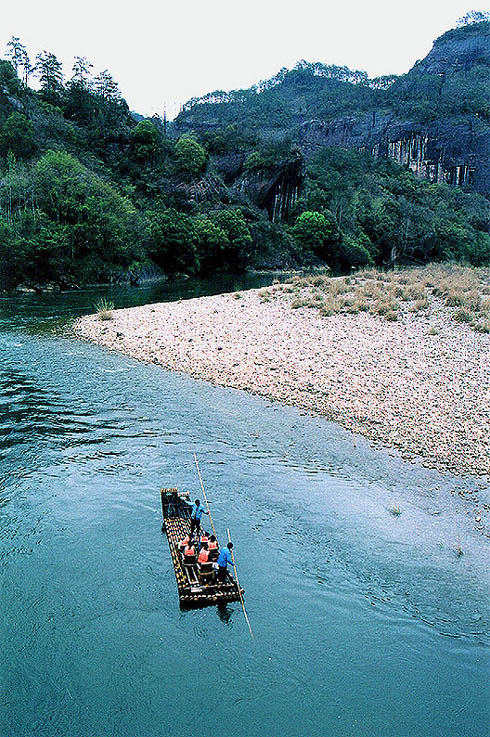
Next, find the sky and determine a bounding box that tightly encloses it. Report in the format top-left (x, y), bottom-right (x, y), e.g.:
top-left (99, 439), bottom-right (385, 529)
top-left (2, 0), bottom-right (489, 118)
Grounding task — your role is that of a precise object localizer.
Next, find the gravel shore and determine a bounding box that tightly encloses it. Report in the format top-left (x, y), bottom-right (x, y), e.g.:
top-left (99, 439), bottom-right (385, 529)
top-left (73, 285), bottom-right (490, 479)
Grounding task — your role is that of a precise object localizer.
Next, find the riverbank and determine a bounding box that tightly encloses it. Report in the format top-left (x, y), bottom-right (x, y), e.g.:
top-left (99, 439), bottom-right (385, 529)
top-left (73, 266), bottom-right (490, 487)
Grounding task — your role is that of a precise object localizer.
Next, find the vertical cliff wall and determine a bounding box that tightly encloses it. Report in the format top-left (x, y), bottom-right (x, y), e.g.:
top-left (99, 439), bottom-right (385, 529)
top-left (232, 156), bottom-right (304, 222)
top-left (300, 115), bottom-right (490, 194)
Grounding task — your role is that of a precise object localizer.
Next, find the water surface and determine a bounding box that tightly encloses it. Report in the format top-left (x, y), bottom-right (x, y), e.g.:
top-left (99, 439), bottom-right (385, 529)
top-left (0, 283), bottom-right (489, 737)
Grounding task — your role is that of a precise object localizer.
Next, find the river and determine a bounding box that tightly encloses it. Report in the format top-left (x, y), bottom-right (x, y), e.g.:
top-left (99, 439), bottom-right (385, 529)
top-left (1, 277), bottom-right (489, 737)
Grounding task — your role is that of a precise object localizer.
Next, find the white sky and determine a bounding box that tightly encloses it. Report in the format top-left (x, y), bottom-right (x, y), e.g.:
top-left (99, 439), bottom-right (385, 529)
top-left (2, 1), bottom-right (489, 118)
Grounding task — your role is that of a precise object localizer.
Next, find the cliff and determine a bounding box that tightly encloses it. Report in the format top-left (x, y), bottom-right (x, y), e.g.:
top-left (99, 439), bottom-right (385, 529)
top-left (176, 21), bottom-right (490, 201)
top-left (300, 114), bottom-right (490, 193)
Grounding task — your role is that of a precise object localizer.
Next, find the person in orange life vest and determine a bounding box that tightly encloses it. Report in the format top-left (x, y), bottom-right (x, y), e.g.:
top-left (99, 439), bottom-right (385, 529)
top-left (179, 532), bottom-right (192, 553)
top-left (189, 499), bottom-right (209, 536)
top-left (198, 542), bottom-right (209, 565)
top-left (183, 539), bottom-right (196, 563)
top-left (208, 534), bottom-right (219, 560)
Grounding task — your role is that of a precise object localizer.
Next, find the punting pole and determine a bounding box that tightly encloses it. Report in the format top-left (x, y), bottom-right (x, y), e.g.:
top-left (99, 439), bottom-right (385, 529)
top-left (193, 453), bottom-right (217, 539)
top-left (227, 527), bottom-right (254, 639)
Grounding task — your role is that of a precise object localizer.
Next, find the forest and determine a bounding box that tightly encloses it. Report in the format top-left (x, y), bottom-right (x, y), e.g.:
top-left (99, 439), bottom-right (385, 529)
top-left (0, 15), bottom-right (490, 289)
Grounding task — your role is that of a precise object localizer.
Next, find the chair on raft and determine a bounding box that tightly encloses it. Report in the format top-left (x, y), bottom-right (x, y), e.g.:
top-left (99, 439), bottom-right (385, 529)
top-left (198, 561), bottom-right (214, 582)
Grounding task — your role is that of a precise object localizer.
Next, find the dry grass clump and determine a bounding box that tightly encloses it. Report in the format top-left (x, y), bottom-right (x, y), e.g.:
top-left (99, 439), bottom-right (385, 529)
top-left (95, 298), bottom-right (115, 321)
top-left (409, 296), bottom-right (429, 312)
top-left (453, 307), bottom-right (474, 323)
top-left (475, 319), bottom-right (490, 333)
top-left (286, 264), bottom-right (490, 331)
top-left (385, 310), bottom-right (398, 322)
top-left (320, 296), bottom-right (342, 316)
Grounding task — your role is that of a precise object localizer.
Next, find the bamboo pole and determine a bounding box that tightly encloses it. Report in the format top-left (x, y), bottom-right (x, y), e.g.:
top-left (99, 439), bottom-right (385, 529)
top-left (193, 453), bottom-right (217, 539)
top-left (227, 527), bottom-right (254, 639)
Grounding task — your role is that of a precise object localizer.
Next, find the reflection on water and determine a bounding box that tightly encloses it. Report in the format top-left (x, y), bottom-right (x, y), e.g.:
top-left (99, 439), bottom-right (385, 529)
top-left (0, 273), bottom-right (287, 332)
top-left (0, 282), bottom-right (489, 737)
top-left (216, 602), bottom-right (234, 626)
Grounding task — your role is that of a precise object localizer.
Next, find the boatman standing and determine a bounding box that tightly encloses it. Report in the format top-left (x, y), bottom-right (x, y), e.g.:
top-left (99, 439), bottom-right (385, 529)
top-left (216, 542), bottom-right (234, 582)
top-left (189, 498), bottom-right (209, 536)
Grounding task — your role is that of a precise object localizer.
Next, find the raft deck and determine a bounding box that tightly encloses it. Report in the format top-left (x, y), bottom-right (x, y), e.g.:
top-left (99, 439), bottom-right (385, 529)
top-left (160, 488), bottom-right (243, 608)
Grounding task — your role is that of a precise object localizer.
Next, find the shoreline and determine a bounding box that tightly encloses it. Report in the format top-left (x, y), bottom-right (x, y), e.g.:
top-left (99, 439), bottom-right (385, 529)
top-left (72, 277), bottom-right (490, 482)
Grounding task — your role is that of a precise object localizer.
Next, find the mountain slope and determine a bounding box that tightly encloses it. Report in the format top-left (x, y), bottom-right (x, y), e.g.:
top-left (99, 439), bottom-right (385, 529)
top-left (1, 20), bottom-right (490, 289)
top-left (176, 20), bottom-right (490, 194)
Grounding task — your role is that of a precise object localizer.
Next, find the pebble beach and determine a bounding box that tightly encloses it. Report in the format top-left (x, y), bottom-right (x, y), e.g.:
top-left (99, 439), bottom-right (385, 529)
top-left (73, 279), bottom-right (490, 482)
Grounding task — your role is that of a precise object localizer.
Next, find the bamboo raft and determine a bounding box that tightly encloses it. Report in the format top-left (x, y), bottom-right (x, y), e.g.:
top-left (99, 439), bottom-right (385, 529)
top-left (160, 488), bottom-right (243, 608)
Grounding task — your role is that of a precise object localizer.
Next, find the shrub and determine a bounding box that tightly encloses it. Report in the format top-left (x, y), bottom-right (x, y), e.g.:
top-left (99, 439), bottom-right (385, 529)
top-left (292, 210), bottom-right (337, 261)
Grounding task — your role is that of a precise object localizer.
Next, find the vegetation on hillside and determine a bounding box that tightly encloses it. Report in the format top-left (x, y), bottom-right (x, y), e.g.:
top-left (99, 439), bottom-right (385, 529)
top-left (0, 15), bottom-right (490, 289)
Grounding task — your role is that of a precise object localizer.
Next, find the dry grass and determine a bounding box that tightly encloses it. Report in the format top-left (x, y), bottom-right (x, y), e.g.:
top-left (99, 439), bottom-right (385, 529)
top-left (285, 264), bottom-right (490, 330)
top-left (95, 298), bottom-right (115, 321)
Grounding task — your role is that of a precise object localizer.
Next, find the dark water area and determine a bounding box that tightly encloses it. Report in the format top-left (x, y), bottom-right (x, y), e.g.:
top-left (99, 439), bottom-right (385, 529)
top-left (0, 272), bottom-right (287, 332)
top-left (0, 279), bottom-right (489, 737)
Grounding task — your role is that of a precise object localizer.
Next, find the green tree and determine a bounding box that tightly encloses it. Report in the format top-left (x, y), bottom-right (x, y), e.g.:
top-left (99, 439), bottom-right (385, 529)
top-left (194, 217), bottom-right (229, 274)
top-left (71, 56), bottom-right (93, 88)
top-left (34, 51), bottom-right (64, 102)
top-left (146, 209), bottom-right (199, 275)
top-left (6, 37), bottom-right (26, 75)
top-left (28, 150), bottom-right (139, 280)
top-left (339, 234), bottom-right (373, 266)
top-left (0, 59), bottom-right (22, 100)
top-left (174, 135), bottom-right (207, 178)
top-left (457, 10), bottom-right (490, 26)
top-left (0, 113), bottom-right (37, 159)
top-left (94, 70), bottom-right (121, 101)
top-left (130, 120), bottom-right (161, 161)
top-left (211, 209), bottom-right (252, 271)
top-left (292, 210), bottom-right (337, 261)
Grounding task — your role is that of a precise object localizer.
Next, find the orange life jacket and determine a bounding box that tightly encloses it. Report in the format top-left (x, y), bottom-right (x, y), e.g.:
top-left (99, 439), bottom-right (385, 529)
top-left (198, 549), bottom-right (209, 564)
top-left (184, 545), bottom-right (195, 557)
top-left (180, 535), bottom-right (191, 548)
top-left (200, 535), bottom-right (209, 544)
top-left (208, 540), bottom-right (218, 550)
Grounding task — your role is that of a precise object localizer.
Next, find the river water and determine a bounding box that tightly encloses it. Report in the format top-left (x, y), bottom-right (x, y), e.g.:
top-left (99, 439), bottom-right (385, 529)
top-left (1, 278), bottom-right (489, 737)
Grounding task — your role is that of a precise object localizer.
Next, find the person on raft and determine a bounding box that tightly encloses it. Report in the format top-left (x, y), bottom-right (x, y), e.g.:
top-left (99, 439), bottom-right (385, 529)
top-left (198, 541), bottom-right (209, 564)
top-left (216, 542), bottom-right (234, 582)
top-left (179, 532), bottom-right (192, 552)
top-left (189, 498), bottom-right (209, 536)
top-left (183, 538), bottom-right (197, 564)
top-left (208, 534), bottom-right (219, 560)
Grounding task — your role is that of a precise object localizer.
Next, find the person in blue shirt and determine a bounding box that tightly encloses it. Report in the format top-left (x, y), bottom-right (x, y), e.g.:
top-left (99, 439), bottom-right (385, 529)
top-left (216, 542), bottom-right (234, 582)
top-left (189, 498), bottom-right (209, 536)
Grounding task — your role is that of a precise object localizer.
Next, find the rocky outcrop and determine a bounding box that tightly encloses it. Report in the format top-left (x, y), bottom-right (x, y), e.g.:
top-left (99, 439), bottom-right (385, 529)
top-left (174, 22), bottom-right (490, 201)
top-left (300, 113), bottom-right (490, 194)
top-left (415, 24), bottom-right (490, 74)
top-left (298, 24), bottom-right (490, 194)
top-left (234, 155), bottom-right (304, 222)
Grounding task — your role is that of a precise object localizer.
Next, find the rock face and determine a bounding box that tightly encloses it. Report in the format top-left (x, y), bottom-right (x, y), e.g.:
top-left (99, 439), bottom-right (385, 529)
top-left (300, 114), bottom-right (490, 193)
top-left (174, 21), bottom-right (490, 217)
top-left (234, 156), bottom-right (304, 222)
top-left (299, 24), bottom-right (490, 194)
top-left (416, 25), bottom-right (490, 73)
